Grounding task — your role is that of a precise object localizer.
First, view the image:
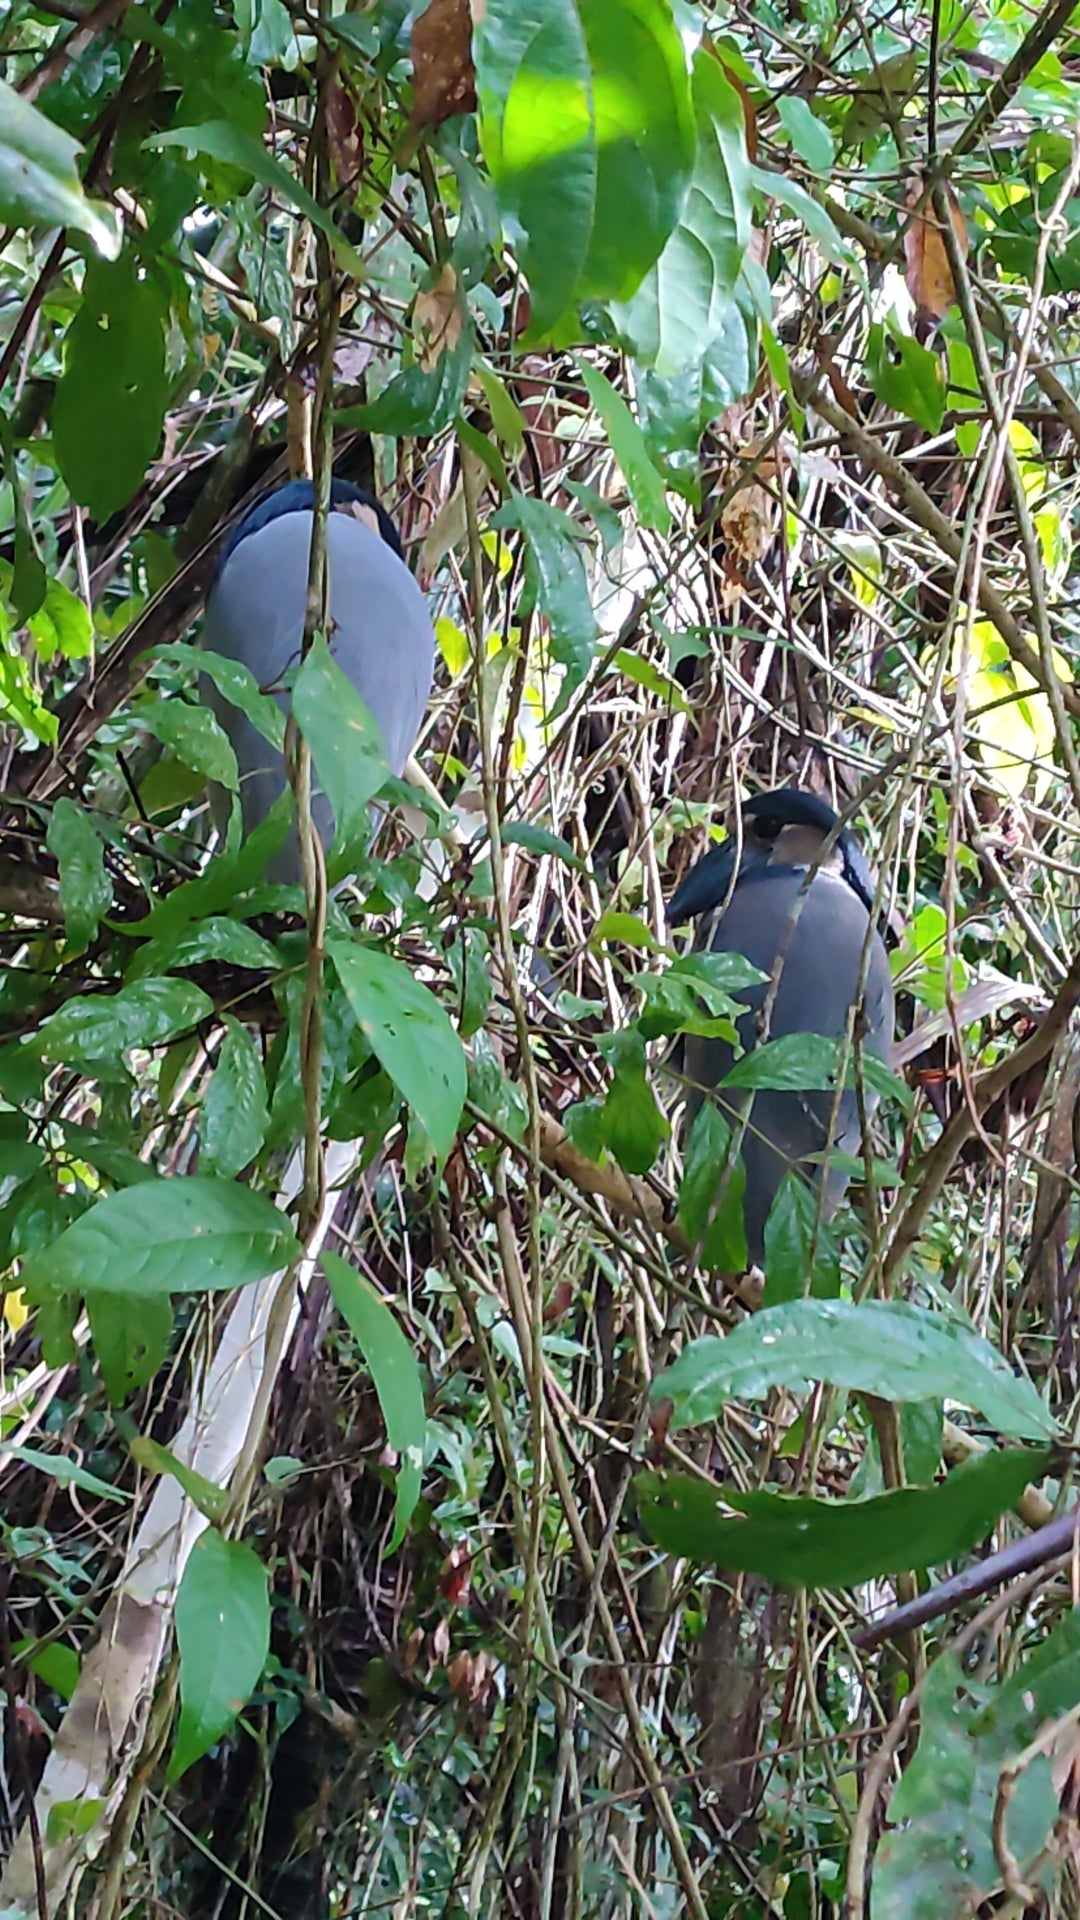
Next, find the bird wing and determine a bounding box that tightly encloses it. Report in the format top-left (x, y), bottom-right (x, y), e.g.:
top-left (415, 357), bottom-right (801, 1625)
top-left (201, 509), bottom-right (435, 868)
top-left (682, 866), bottom-right (894, 1261)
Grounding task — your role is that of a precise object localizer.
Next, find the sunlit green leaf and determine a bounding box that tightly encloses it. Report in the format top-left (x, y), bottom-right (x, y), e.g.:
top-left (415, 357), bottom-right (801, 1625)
top-left (0, 79), bottom-right (120, 255)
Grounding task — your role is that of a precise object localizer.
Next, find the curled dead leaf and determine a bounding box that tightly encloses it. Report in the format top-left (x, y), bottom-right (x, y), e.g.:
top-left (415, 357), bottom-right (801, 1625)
top-left (903, 176), bottom-right (968, 321)
top-left (415, 262), bottom-right (463, 371)
top-left (447, 1648), bottom-right (498, 1708)
top-left (720, 444), bottom-right (778, 577)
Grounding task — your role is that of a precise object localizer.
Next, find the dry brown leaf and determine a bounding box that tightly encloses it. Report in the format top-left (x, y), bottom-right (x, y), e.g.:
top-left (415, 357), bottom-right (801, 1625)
top-left (721, 462), bottom-right (777, 571)
top-left (325, 80), bottom-right (362, 188)
top-left (447, 1648), bottom-right (498, 1707)
top-left (415, 262), bottom-right (463, 370)
top-left (408, 0), bottom-right (477, 143)
top-left (903, 177), bottom-right (968, 321)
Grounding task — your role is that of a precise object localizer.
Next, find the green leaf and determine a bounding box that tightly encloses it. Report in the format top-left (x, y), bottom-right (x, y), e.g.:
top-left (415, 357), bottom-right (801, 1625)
top-left (562, 1098), bottom-right (608, 1164)
top-left (578, 362), bottom-right (671, 531)
top-left (328, 939), bottom-right (466, 1165)
top-left (613, 49), bottom-right (752, 375)
top-left (871, 1619), bottom-right (1080, 1917)
top-left (612, 647), bottom-right (689, 712)
top-left (502, 821), bottom-right (584, 868)
top-left (146, 121), bottom-right (365, 279)
top-left (131, 794), bottom-right (292, 942)
top-left (11, 1637), bottom-right (80, 1702)
top-left (200, 1017), bottom-right (270, 1179)
top-left (46, 799), bottom-right (112, 951)
top-left (596, 1028), bottom-right (669, 1175)
top-left (177, 643), bottom-right (285, 751)
top-left (867, 321), bottom-right (945, 434)
top-left (490, 493), bottom-right (598, 697)
top-left (636, 1447), bottom-right (1045, 1586)
top-left (87, 1289), bottom-right (172, 1402)
top-left (677, 1102), bottom-right (747, 1272)
top-left (337, 323), bottom-right (473, 437)
top-left (17, 1177), bottom-right (300, 1300)
top-left (324, 1249), bottom-right (426, 1553)
top-left (168, 1529), bottom-right (270, 1782)
top-left (475, 0), bottom-right (695, 336)
top-left (52, 254), bottom-right (171, 521)
top-left (139, 698), bottom-right (239, 790)
top-left (126, 918), bottom-right (280, 981)
top-left (592, 910), bottom-right (662, 951)
top-left (762, 1171), bottom-right (839, 1305)
top-left (0, 78), bottom-right (120, 256)
top-left (445, 926), bottom-right (493, 1041)
top-left (652, 1299), bottom-right (1056, 1441)
top-left (5, 1443), bottom-right (131, 1503)
top-left (36, 978), bottom-right (212, 1064)
top-left (292, 633), bottom-right (390, 863)
top-left (635, 951), bottom-right (756, 1042)
top-left (28, 576), bottom-right (93, 661)
top-left (129, 1435), bottom-right (228, 1523)
top-left (721, 1031), bottom-right (910, 1108)
top-left (777, 95), bottom-right (835, 172)
top-left (749, 163), bottom-right (856, 269)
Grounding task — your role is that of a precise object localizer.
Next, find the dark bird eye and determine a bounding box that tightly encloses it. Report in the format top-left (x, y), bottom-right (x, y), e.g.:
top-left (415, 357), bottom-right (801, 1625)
top-left (753, 816), bottom-right (782, 843)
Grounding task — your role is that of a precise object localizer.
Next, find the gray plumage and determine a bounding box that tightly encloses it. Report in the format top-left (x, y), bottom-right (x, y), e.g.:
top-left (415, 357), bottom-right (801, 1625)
top-left (202, 490), bottom-right (435, 883)
top-left (669, 790), bottom-right (894, 1265)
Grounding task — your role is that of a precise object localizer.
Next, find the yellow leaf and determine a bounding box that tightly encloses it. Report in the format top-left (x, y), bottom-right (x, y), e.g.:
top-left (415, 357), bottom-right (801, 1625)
top-left (3, 1289), bottom-right (29, 1333)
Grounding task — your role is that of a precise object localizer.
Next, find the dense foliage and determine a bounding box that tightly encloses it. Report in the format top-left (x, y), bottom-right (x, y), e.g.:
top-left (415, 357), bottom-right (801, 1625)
top-left (3, 0), bottom-right (1080, 1913)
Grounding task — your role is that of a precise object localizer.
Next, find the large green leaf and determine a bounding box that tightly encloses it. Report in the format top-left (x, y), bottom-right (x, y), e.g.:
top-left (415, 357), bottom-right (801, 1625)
top-left (52, 254), bottom-right (171, 521)
top-left (867, 321), bottom-right (946, 434)
top-left (636, 1447), bottom-right (1048, 1585)
top-left (722, 1031), bottom-right (910, 1108)
top-left (0, 79), bottom-right (120, 256)
top-left (292, 633), bottom-right (390, 863)
top-left (126, 918), bottom-right (280, 982)
top-left (490, 492), bottom-right (598, 697)
top-left (36, 978), bottom-right (212, 1065)
top-left (475, 0), bottom-right (694, 336)
top-left (169, 1529), bottom-right (270, 1782)
top-left (17, 1177), bottom-right (300, 1300)
top-left (653, 1299), bottom-right (1056, 1441)
top-left (871, 1617), bottom-right (1080, 1917)
top-left (324, 1249), bottom-right (426, 1553)
top-left (613, 48), bottom-right (751, 375)
top-left (328, 939), bottom-right (466, 1164)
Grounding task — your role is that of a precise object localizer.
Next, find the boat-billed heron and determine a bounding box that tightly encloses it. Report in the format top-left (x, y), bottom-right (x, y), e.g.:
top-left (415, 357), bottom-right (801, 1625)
top-left (668, 788), bottom-right (894, 1264)
top-left (201, 478), bottom-right (435, 881)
